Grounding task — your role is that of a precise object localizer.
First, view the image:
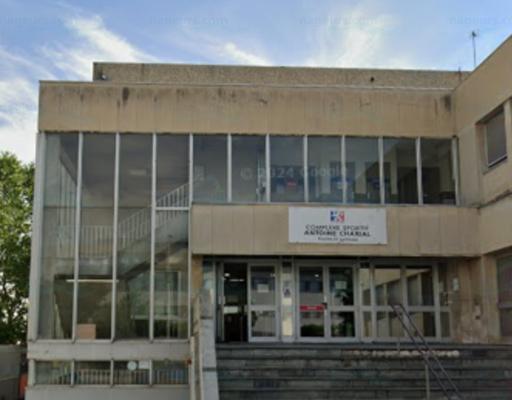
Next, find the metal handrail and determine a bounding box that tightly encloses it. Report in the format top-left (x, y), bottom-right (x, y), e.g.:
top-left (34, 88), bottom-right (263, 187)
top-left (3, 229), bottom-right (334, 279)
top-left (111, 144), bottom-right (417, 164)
top-left (390, 303), bottom-right (463, 400)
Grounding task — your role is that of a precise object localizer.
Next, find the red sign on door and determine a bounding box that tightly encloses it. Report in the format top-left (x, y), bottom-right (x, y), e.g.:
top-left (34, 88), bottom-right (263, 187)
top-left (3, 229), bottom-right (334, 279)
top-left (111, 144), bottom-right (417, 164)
top-left (300, 304), bottom-right (324, 312)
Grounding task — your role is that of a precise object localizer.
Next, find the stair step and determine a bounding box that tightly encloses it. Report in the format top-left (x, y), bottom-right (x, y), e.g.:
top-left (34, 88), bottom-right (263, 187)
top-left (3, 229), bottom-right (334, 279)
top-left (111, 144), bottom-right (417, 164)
top-left (216, 344), bottom-right (512, 400)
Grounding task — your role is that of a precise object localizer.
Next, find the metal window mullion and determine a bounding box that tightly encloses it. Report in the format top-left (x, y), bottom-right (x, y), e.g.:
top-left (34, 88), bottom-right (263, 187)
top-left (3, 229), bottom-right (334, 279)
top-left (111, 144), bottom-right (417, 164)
top-left (452, 137), bottom-right (460, 205)
top-left (189, 134), bottom-right (194, 204)
top-left (341, 136), bottom-right (347, 203)
top-left (370, 265), bottom-right (376, 340)
top-left (400, 263), bottom-right (409, 338)
top-left (303, 135), bottom-right (309, 202)
top-left (28, 132), bottom-right (46, 340)
top-left (416, 138), bottom-right (423, 205)
top-left (72, 132), bottom-right (83, 342)
top-left (265, 134), bottom-right (271, 202)
top-left (354, 266), bottom-right (361, 340)
top-left (149, 360), bottom-right (153, 386)
top-left (110, 360), bottom-right (114, 387)
top-left (70, 360), bottom-right (75, 386)
top-left (111, 133), bottom-right (120, 342)
top-left (433, 263), bottom-right (442, 340)
top-left (227, 134), bottom-right (232, 202)
top-left (187, 134), bottom-right (193, 339)
top-left (150, 133), bottom-right (157, 341)
top-left (378, 137), bottom-right (385, 204)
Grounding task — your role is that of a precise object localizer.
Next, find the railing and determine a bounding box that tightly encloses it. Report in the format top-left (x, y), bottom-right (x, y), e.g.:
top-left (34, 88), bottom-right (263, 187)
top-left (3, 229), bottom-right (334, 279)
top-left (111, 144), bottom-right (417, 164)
top-left (75, 369), bottom-right (111, 385)
top-left (58, 183), bottom-right (189, 258)
top-left (390, 303), bottom-right (463, 400)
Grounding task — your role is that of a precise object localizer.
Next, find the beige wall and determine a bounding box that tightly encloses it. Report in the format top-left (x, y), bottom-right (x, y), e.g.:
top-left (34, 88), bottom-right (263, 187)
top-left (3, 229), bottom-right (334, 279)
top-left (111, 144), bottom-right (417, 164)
top-left (93, 63), bottom-right (467, 88)
top-left (39, 82), bottom-right (454, 138)
top-left (453, 35), bottom-right (512, 131)
top-left (190, 204), bottom-right (479, 257)
top-left (454, 35), bottom-right (512, 208)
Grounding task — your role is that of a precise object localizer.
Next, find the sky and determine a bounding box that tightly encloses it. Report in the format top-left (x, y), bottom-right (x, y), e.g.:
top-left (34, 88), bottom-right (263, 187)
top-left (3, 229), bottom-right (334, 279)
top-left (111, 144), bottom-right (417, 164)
top-left (1, 0), bottom-right (512, 162)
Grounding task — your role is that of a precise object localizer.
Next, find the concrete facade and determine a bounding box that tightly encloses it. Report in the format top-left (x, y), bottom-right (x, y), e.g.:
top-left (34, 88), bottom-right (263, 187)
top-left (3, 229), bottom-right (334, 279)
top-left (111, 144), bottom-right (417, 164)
top-left (28, 36), bottom-right (512, 399)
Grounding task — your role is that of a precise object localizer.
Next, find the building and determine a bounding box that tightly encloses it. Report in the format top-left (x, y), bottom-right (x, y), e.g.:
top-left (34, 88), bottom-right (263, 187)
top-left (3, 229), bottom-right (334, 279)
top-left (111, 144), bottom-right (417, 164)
top-left (26, 36), bottom-right (512, 399)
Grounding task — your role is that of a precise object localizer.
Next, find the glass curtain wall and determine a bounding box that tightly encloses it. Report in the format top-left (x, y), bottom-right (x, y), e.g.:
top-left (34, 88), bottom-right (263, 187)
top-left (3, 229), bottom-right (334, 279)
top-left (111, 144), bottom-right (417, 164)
top-left (383, 138), bottom-right (418, 204)
top-left (155, 135), bottom-right (190, 339)
top-left (308, 136), bottom-right (342, 202)
top-left (232, 135), bottom-right (266, 202)
top-left (193, 135), bottom-right (227, 202)
top-left (345, 137), bottom-right (380, 203)
top-left (270, 136), bottom-right (304, 202)
top-left (421, 139), bottom-right (455, 204)
top-left (187, 134), bottom-right (457, 205)
top-left (364, 262), bottom-right (441, 339)
top-left (77, 134), bottom-right (115, 340)
top-left (116, 134), bottom-right (152, 338)
top-left (38, 132), bottom-right (190, 341)
top-left (38, 134), bottom-right (78, 339)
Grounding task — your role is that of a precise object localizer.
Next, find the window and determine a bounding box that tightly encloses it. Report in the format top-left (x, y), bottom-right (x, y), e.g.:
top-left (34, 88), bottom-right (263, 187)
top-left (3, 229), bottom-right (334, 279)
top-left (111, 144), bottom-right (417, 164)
top-left (270, 136), bottom-right (304, 202)
top-left (113, 361), bottom-right (150, 385)
top-left (345, 137), bottom-right (380, 203)
top-left (362, 263), bottom-right (445, 339)
top-left (38, 134), bottom-right (78, 339)
top-left (232, 135), bottom-right (266, 202)
top-left (35, 361), bottom-right (72, 385)
top-left (421, 139), bottom-right (455, 204)
top-left (77, 134), bottom-right (116, 340)
top-left (484, 108), bottom-right (507, 167)
top-left (154, 211), bottom-right (189, 339)
top-left (497, 256), bottom-right (512, 337)
top-left (193, 135), bottom-right (227, 202)
top-left (307, 136), bottom-right (342, 202)
top-left (156, 135), bottom-right (189, 207)
top-left (116, 134), bottom-right (152, 339)
top-left (75, 361), bottom-right (111, 385)
top-left (38, 132), bottom-right (191, 342)
top-left (153, 361), bottom-right (189, 385)
top-left (383, 138), bottom-right (418, 204)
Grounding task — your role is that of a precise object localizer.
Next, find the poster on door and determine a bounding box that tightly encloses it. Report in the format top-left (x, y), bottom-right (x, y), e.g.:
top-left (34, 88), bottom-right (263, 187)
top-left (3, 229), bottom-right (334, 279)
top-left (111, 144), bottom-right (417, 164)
top-left (288, 207), bottom-right (387, 244)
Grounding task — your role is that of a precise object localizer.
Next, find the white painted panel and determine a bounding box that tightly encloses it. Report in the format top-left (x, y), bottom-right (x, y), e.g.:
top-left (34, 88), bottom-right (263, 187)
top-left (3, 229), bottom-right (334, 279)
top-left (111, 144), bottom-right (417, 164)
top-left (289, 207), bottom-right (387, 245)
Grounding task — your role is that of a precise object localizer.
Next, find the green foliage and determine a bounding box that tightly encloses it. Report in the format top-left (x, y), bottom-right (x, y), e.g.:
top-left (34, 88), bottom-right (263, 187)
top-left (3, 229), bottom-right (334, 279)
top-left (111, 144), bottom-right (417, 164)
top-left (0, 152), bottom-right (34, 344)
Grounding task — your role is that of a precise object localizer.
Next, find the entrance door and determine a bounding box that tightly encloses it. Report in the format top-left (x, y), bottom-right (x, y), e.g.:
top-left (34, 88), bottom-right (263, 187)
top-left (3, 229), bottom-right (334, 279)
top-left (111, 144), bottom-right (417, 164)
top-left (222, 263), bottom-right (248, 342)
top-left (297, 265), bottom-right (356, 341)
top-left (248, 264), bottom-right (279, 341)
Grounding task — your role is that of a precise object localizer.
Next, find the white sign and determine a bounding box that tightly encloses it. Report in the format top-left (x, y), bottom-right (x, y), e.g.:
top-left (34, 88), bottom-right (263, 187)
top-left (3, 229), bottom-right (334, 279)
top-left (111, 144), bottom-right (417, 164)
top-left (289, 207), bottom-right (387, 244)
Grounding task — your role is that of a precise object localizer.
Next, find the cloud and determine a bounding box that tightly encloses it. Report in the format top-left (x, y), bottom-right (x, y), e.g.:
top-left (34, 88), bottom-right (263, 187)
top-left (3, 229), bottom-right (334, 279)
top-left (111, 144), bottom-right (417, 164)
top-left (0, 47), bottom-right (45, 162)
top-left (42, 15), bottom-right (158, 80)
top-left (0, 14), bottom-right (160, 161)
top-left (0, 78), bottom-right (38, 163)
top-left (168, 24), bottom-right (272, 66)
top-left (218, 42), bottom-right (272, 65)
top-left (305, 2), bottom-right (414, 69)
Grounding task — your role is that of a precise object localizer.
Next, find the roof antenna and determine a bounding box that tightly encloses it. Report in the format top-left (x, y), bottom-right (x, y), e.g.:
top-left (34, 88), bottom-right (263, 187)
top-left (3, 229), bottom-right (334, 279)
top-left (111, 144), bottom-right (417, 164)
top-left (471, 30), bottom-right (479, 69)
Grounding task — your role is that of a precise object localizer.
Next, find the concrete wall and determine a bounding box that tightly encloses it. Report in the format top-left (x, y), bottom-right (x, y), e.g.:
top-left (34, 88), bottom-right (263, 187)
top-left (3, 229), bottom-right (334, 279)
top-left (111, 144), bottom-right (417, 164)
top-left (0, 346), bottom-right (21, 400)
top-left (449, 257), bottom-right (501, 343)
top-left (454, 36), bottom-right (512, 207)
top-left (190, 204), bottom-right (479, 257)
top-left (26, 387), bottom-right (188, 400)
top-left (39, 82), bottom-right (455, 138)
top-left (93, 63), bottom-right (468, 88)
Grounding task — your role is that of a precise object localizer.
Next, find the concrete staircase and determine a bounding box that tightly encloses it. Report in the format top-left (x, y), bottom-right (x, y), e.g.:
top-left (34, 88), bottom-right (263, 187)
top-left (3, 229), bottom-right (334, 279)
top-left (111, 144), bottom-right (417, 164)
top-left (216, 344), bottom-right (512, 400)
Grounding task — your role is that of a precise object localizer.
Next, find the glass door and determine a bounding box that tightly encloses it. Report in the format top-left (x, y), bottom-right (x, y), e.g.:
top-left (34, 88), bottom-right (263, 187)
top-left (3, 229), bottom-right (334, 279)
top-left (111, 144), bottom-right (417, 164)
top-left (248, 264), bottom-right (279, 341)
top-left (328, 266), bottom-right (356, 340)
top-left (298, 266), bottom-right (326, 340)
top-left (298, 265), bottom-right (356, 341)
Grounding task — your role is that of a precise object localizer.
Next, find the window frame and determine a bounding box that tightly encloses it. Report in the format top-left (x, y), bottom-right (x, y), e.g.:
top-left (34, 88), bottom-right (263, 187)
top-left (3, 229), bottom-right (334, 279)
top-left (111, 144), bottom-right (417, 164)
top-left (481, 106), bottom-right (508, 169)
